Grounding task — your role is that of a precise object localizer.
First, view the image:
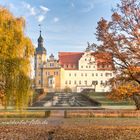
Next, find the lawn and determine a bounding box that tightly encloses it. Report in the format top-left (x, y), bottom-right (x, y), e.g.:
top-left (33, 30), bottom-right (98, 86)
top-left (87, 92), bottom-right (135, 106)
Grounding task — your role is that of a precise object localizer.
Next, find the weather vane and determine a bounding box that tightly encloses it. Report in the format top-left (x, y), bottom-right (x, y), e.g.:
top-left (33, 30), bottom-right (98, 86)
top-left (38, 24), bottom-right (42, 34)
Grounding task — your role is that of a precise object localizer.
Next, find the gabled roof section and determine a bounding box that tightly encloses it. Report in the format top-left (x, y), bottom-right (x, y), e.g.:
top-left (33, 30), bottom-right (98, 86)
top-left (59, 52), bottom-right (84, 70)
top-left (58, 51), bottom-right (114, 70)
top-left (93, 52), bottom-right (114, 70)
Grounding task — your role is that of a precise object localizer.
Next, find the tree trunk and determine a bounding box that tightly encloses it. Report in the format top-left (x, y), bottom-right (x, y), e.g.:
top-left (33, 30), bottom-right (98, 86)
top-left (132, 93), bottom-right (140, 110)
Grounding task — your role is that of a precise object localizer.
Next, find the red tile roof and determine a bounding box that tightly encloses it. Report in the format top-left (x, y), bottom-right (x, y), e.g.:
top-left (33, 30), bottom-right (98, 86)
top-left (59, 52), bottom-right (84, 70)
top-left (59, 51), bottom-right (114, 70)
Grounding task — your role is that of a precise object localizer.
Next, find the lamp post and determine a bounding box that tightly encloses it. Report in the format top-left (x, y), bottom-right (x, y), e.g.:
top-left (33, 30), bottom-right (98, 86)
top-left (92, 81), bottom-right (98, 92)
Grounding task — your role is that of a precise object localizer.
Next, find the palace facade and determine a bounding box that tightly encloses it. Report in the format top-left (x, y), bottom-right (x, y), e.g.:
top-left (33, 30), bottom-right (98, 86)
top-left (34, 32), bottom-right (115, 93)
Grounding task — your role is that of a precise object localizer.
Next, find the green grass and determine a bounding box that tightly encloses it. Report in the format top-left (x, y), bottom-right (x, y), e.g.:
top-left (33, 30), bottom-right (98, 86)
top-left (87, 92), bottom-right (134, 106)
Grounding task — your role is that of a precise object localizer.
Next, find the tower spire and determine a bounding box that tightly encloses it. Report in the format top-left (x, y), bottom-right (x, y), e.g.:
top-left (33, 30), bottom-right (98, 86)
top-left (39, 24), bottom-right (42, 36)
top-left (36, 24), bottom-right (46, 54)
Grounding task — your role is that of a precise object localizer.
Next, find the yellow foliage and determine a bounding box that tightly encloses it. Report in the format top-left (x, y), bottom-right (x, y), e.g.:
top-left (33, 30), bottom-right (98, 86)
top-left (0, 6), bottom-right (34, 110)
top-left (109, 82), bottom-right (140, 100)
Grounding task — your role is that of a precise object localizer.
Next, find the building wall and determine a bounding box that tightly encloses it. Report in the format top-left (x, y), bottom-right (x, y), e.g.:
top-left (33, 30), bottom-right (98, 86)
top-left (35, 51), bottom-right (114, 93)
top-left (34, 53), bottom-right (46, 89)
top-left (61, 70), bottom-right (114, 92)
top-left (42, 68), bottom-right (61, 92)
top-left (35, 54), bottom-right (61, 92)
top-left (60, 51), bottom-right (114, 92)
top-left (79, 52), bottom-right (97, 71)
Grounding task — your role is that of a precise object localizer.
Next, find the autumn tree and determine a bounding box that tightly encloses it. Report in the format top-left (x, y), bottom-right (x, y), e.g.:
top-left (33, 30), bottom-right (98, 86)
top-left (0, 6), bottom-right (34, 110)
top-left (95, 0), bottom-right (140, 109)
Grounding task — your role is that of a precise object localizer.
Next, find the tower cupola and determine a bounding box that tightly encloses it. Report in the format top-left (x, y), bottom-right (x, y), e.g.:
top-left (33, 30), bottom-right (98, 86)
top-left (36, 26), bottom-right (46, 54)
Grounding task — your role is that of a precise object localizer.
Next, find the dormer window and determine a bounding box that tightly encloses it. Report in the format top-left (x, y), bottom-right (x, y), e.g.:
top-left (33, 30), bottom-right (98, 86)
top-left (50, 63), bottom-right (54, 67)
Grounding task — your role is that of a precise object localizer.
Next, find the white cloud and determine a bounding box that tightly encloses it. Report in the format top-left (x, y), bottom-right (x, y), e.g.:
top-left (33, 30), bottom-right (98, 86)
top-left (37, 15), bottom-right (45, 22)
top-left (22, 2), bottom-right (31, 9)
top-left (53, 17), bottom-right (59, 23)
top-left (22, 2), bottom-right (37, 16)
top-left (71, 2), bottom-right (75, 8)
top-left (40, 5), bottom-right (50, 13)
top-left (9, 3), bottom-right (15, 9)
top-left (30, 7), bottom-right (36, 16)
top-left (82, 3), bottom-right (94, 13)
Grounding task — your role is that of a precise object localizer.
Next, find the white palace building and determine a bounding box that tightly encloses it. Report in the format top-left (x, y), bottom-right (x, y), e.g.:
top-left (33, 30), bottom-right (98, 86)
top-left (34, 32), bottom-right (115, 93)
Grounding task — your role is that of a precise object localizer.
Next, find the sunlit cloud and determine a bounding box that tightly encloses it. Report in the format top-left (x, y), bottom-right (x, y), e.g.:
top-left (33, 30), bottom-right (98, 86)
top-left (40, 5), bottom-right (50, 13)
top-left (81, 3), bottom-right (94, 13)
top-left (37, 15), bottom-right (45, 22)
top-left (53, 17), bottom-right (59, 23)
top-left (71, 2), bottom-right (75, 8)
top-left (9, 3), bottom-right (15, 9)
top-left (22, 2), bottom-right (37, 16)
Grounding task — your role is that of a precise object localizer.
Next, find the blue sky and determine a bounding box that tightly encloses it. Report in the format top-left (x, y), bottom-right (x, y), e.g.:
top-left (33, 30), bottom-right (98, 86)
top-left (0, 0), bottom-right (119, 57)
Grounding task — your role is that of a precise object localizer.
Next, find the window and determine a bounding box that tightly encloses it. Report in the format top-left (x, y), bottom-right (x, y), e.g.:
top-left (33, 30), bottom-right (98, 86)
top-left (69, 80), bottom-right (71, 85)
top-left (79, 81), bottom-right (81, 85)
top-left (39, 80), bottom-right (41, 84)
top-left (74, 73), bottom-right (76, 76)
top-left (96, 73), bottom-right (98, 76)
top-left (92, 81), bottom-right (98, 85)
top-left (65, 81), bottom-right (67, 85)
top-left (101, 73), bottom-right (103, 76)
top-left (48, 72), bottom-right (50, 76)
top-left (92, 73), bottom-right (94, 77)
top-left (89, 66), bottom-right (91, 68)
top-left (85, 73), bottom-right (87, 76)
top-left (74, 81), bottom-right (77, 84)
top-left (81, 66), bottom-right (83, 68)
top-left (85, 59), bottom-right (87, 61)
top-left (50, 63), bottom-right (54, 67)
top-left (50, 79), bottom-right (53, 85)
top-left (69, 73), bottom-right (71, 76)
top-left (85, 81), bottom-right (87, 85)
top-left (54, 71), bottom-right (58, 75)
top-left (105, 73), bottom-right (112, 77)
top-left (100, 81), bottom-right (103, 85)
top-left (81, 73), bottom-right (83, 76)
top-left (86, 66), bottom-right (88, 68)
